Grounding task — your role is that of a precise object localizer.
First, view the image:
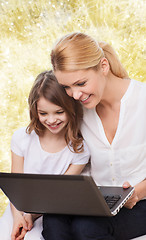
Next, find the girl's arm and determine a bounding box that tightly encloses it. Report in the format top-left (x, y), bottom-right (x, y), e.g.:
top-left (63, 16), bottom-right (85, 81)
top-left (123, 179), bottom-right (146, 209)
top-left (11, 151), bottom-right (28, 240)
top-left (11, 151), bottom-right (42, 239)
top-left (11, 151), bottom-right (36, 239)
top-left (11, 206), bottom-right (28, 240)
top-left (65, 164), bottom-right (86, 175)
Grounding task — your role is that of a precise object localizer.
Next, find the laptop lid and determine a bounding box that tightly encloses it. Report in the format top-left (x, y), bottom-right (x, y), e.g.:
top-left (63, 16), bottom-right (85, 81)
top-left (0, 172), bottom-right (134, 216)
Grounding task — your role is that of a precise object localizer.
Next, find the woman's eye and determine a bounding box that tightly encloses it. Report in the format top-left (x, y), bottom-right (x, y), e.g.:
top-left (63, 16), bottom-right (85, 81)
top-left (77, 81), bottom-right (86, 86)
top-left (62, 85), bottom-right (69, 89)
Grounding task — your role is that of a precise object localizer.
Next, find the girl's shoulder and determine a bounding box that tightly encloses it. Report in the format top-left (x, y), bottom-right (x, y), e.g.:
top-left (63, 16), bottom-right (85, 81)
top-left (70, 140), bottom-right (90, 157)
top-left (82, 140), bottom-right (90, 153)
top-left (12, 127), bottom-right (36, 142)
top-left (70, 140), bottom-right (90, 165)
top-left (11, 127), bottom-right (37, 156)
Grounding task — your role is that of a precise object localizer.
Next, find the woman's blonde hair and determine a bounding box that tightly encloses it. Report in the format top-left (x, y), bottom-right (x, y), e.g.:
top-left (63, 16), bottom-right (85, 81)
top-left (51, 32), bottom-right (129, 78)
top-left (26, 70), bottom-right (84, 153)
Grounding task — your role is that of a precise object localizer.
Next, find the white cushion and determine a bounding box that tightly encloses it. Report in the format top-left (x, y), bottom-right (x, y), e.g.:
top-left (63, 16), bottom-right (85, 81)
top-left (131, 235), bottom-right (146, 240)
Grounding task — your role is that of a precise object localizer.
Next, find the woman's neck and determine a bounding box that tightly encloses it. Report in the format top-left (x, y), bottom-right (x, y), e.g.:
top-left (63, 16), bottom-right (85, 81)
top-left (101, 74), bottom-right (130, 108)
top-left (96, 74), bottom-right (131, 144)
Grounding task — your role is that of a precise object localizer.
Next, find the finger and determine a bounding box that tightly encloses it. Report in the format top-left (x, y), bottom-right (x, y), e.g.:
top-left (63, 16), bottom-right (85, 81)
top-left (27, 222), bottom-right (33, 231)
top-left (11, 235), bottom-right (16, 240)
top-left (16, 228), bottom-right (27, 240)
top-left (24, 215), bottom-right (33, 230)
top-left (124, 199), bottom-right (137, 209)
top-left (22, 219), bottom-right (28, 231)
top-left (130, 202), bottom-right (136, 209)
top-left (123, 181), bottom-right (131, 188)
top-left (11, 226), bottom-right (22, 240)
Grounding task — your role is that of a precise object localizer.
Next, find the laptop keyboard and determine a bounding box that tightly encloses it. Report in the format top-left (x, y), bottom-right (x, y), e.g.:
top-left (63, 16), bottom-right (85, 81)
top-left (104, 195), bottom-right (121, 209)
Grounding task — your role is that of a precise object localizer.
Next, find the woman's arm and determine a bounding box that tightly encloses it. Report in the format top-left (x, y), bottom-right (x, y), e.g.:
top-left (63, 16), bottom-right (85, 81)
top-left (135, 179), bottom-right (146, 200)
top-left (65, 164), bottom-right (86, 175)
top-left (123, 179), bottom-right (146, 209)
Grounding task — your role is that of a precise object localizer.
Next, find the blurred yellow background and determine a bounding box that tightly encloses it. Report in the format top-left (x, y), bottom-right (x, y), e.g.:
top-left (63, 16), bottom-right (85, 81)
top-left (0, 0), bottom-right (146, 217)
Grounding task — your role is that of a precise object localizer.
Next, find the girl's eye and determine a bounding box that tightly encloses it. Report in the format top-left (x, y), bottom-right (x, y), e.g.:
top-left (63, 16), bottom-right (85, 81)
top-left (56, 111), bottom-right (64, 114)
top-left (77, 81), bottom-right (86, 86)
top-left (39, 112), bottom-right (47, 116)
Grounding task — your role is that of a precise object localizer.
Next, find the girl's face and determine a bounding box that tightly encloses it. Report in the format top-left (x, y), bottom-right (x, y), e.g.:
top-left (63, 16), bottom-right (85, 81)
top-left (55, 65), bottom-right (107, 109)
top-left (37, 97), bottom-right (68, 134)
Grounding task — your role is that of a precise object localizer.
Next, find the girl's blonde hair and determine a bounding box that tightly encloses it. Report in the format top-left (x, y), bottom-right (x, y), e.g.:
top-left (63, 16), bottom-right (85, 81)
top-left (26, 70), bottom-right (84, 153)
top-left (51, 32), bottom-right (129, 78)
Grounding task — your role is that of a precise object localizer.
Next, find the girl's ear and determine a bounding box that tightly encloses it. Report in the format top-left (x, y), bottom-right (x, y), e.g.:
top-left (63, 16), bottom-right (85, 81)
top-left (100, 57), bottom-right (110, 75)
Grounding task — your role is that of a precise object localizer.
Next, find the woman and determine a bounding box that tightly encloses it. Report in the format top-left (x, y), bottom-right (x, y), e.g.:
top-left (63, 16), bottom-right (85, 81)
top-left (48, 32), bottom-right (146, 240)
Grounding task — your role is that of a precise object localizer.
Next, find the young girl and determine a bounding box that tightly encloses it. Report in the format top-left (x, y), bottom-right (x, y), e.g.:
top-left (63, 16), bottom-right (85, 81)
top-left (0, 70), bottom-right (90, 240)
top-left (44, 32), bottom-right (146, 240)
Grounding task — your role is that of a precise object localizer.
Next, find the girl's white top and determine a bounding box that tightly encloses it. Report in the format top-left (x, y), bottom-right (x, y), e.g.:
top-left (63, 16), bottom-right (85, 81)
top-left (0, 127), bottom-right (90, 240)
top-left (81, 79), bottom-right (146, 187)
top-left (11, 128), bottom-right (90, 174)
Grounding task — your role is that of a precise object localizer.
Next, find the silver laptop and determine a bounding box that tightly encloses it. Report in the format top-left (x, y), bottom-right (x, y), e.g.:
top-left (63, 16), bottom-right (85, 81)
top-left (0, 172), bottom-right (134, 216)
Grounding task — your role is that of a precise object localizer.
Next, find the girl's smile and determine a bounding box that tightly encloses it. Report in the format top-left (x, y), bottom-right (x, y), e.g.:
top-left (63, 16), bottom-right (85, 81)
top-left (37, 97), bottom-right (68, 134)
top-left (45, 121), bottom-right (63, 130)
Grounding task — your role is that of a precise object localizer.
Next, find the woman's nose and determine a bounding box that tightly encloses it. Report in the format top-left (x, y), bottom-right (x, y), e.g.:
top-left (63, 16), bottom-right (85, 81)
top-left (72, 90), bottom-right (82, 100)
top-left (66, 88), bottom-right (82, 100)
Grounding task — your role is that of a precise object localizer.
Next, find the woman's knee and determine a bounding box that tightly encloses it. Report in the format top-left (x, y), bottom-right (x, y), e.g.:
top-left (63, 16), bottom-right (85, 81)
top-left (72, 216), bottom-right (114, 240)
top-left (42, 214), bottom-right (73, 240)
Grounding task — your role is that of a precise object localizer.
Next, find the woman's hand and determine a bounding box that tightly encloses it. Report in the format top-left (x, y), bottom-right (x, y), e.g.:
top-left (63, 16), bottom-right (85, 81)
top-left (122, 182), bottom-right (138, 209)
top-left (11, 211), bottom-right (28, 240)
top-left (123, 179), bottom-right (146, 209)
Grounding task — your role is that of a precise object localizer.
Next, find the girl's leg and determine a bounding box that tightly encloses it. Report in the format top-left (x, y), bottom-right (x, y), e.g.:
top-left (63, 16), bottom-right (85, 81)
top-left (42, 214), bottom-right (73, 240)
top-left (0, 203), bottom-right (13, 240)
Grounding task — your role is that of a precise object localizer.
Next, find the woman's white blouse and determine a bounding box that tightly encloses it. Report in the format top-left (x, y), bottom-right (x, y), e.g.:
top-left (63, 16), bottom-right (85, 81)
top-left (81, 79), bottom-right (146, 187)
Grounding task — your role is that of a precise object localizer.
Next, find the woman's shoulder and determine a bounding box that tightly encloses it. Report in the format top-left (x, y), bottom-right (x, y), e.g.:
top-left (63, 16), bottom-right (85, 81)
top-left (132, 79), bottom-right (146, 90)
top-left (132, 79), bottom-right (146, 100)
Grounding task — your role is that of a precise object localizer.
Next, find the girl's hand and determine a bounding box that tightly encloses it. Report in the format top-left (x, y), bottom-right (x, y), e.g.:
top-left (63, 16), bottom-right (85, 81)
top-left (23, 213), bottom-right (34, 231)
top-left (24, 213), bottom-right (42, 230)
top-left (11, 212), bottom-right (28, 240)
top-left (122, 181), bottom-right (138, 209)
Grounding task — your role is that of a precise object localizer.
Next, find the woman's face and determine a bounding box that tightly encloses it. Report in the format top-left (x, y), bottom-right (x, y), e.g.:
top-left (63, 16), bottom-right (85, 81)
top-left (55, 67), bottom-right (107, 109)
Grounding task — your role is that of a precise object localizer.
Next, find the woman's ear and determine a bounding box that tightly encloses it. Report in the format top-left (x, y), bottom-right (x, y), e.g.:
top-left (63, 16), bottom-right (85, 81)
top-left (100, 57), bottom-right (110, 75)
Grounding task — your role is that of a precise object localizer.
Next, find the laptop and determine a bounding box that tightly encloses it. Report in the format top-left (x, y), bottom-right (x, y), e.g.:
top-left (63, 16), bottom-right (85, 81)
top-left (0, 172), bottom-right (134, 216)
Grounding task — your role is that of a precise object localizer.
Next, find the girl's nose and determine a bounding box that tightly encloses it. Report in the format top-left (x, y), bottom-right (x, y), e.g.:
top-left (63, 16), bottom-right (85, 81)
top-left (47, 115), bottom-right (57, 124)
